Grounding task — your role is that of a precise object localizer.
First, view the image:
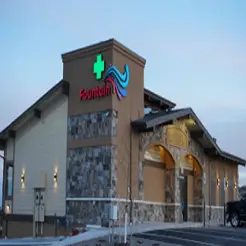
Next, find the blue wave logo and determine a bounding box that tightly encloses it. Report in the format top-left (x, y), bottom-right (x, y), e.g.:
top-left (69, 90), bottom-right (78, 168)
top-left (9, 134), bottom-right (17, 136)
top-left (104, 64), bottom-right (129, 100)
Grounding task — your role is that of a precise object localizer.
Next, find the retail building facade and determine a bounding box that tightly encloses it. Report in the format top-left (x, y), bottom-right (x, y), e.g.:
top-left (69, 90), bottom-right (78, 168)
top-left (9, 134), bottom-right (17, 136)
top-left (0, 39), bottom-right (245, 237)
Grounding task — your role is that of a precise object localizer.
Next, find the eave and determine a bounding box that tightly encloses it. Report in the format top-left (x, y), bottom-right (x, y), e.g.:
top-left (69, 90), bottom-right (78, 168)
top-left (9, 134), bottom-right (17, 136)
top-left (0, 80), bottom-right (70, 142)
top-left (132, 108), bottom-right (246, 166)
top-left (144, 88), bottom-right (176, 110)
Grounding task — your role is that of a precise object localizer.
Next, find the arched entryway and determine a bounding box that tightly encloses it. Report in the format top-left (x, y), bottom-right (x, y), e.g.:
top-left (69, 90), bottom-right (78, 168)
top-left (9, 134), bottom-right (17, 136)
top-left (179, 154), bottom-right (203, 222)
top-left (143, 145), bottom-right (176, 203)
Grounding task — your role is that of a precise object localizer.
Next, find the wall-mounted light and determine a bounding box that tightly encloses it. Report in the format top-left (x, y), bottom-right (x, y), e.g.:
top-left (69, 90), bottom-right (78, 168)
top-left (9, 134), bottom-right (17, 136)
top-left (21, 173), bottom-right (25, 184)
top-left (225, 180), bottom-right (229, 188)
top-left (234, 182), bottom-right (237, 189)
top-left (193, 168), bottom-right (197, 176)
top-left (54, 172), bottom-right (58, 183)
top-left (5, 204), bottom-right (10, 214)
top-left (217, 178), bottom-right (220, 186)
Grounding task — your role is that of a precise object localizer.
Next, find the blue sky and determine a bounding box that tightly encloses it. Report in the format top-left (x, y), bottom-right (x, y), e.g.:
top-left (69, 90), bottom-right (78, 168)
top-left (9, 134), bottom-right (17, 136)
top-left (1, 0), bottom-right (246, 188)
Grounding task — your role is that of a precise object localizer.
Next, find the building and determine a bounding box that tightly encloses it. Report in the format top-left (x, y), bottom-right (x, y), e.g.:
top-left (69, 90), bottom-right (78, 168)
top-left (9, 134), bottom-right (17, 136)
top-left (0, 39), bottom-right (245, 238)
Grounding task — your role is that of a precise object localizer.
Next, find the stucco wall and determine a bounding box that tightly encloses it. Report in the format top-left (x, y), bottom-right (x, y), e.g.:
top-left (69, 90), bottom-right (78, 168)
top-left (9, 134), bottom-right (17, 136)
top-left (9, 96), bottom-right (68, 216)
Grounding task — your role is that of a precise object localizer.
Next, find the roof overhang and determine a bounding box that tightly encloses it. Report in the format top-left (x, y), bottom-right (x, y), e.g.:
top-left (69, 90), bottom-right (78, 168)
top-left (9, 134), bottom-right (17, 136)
top-left (132, 108), bottom-right (246, 166)
top-left (0, 80), bottom-right (69, 147)
top-left (144, 88), bottom-right (176, 110)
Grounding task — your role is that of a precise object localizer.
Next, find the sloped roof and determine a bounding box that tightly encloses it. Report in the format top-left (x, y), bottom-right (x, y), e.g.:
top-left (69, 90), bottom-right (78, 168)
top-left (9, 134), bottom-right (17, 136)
top-left (0, 80), bottom-right (69, 149)
top-left (132, 108), bottom-right (246, 166)
top-left (144, 88), bottom-right (176, 109)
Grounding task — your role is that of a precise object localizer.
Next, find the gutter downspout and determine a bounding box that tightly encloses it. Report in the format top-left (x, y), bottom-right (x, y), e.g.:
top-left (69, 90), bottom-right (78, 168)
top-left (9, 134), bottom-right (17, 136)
top-left (209, 159), bottom-right (212, 222)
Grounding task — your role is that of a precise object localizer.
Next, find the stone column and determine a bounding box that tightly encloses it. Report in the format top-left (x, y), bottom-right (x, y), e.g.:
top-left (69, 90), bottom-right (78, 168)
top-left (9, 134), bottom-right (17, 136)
top-left (193, 175), bottom-right (203, 222)
top-left (164, 168), bottom-right (176, 222)
top-left (174, 167), bottom-right (182, 222)
top-left (138, 161), bottom-right (144, 200)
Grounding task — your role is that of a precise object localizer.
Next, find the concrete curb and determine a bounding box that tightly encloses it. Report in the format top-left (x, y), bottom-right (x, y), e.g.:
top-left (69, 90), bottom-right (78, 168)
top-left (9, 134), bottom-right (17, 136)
top-left (51, 222), bottom-right (221, 246)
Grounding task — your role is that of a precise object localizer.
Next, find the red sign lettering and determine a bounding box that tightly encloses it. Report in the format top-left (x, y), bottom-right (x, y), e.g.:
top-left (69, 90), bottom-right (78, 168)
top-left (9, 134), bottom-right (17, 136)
top-left (80, 84), bottom-right (112, 101)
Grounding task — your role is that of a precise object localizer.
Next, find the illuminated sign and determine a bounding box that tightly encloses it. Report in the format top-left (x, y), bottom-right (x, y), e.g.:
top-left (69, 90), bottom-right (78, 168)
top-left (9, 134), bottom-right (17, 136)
top-left (79, 54), bottom-right (129, 101)
top-left (93, 54), bottom-right (105, 80)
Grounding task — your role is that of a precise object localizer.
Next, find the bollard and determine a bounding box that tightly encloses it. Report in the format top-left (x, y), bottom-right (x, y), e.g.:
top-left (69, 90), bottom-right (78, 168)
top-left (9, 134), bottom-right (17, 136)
top-left (223, 203), bottom-right (226, 226)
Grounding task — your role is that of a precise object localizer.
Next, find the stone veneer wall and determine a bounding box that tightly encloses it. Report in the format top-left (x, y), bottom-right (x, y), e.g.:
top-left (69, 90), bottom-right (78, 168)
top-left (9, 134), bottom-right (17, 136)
top-left (67, 110), bottom-right (118, 140)
top-left (66, 110), bottom-right (118, 226)
top-left (66, 201), bottom-right (224, 226)
top-left (66, 145), bottom-right (117, 225)
top-left (206, 206), bottom-right (224, 224)
top-left (66, 200), bottom-right (111, 226)
top-left (66, 200), bottom-right (180, 226)
top-left (66, 145), bottom-right (117, 198)
top-left (188, 206), bottom-right (224, 223)
top-left (188, 206), bottom-right (202, 222)
top-left (138, 121), bottom-right (206, 223)
top-left (118, 202), bottom-right (180, 224)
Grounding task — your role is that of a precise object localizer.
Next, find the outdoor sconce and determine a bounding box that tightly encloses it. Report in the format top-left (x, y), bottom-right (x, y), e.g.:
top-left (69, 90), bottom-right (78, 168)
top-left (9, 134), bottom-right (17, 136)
top-left (5, 205), bottom-right (10, 214)
top-left (234, 182), bottom-right (237, 189)
top-left (21, 173), bottom-right (25, 184)
top-left (193, 168), bottom-right (197, 176)
top-left (217, 178), bottom-right (220, 186)
top-left (54, 172), bottom-right (58, 183)
top-left (225, 180), bottom-right (229, 188)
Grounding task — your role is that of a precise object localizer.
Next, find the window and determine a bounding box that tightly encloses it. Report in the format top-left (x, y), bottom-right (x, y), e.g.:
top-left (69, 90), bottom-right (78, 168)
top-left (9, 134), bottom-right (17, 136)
top-left (144, 107), bottom-right (152, 115)
top-left (7, 166), bottom-right (13, 197)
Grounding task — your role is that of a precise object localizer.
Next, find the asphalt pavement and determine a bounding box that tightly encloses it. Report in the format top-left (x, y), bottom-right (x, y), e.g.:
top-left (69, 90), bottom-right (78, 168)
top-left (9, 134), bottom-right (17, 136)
top-left (133, 226), bottom-right (246, 246)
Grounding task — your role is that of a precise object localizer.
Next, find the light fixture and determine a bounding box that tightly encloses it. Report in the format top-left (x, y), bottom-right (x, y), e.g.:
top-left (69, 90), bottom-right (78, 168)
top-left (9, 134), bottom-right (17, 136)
top-left (54, 172), bottom-right (58, 182)
top-left (234, 182), bottom-right (237, 189)
top-left (5, 204), bottom-right (10, 214)
top-left (193, 168), bottom-right (197, 176)
top-left (217, 178), bottom-right (220, 186)
top-left (21, 173), bottom-right (25, 184)
top-left (225, 180), bottom-right (229, 188)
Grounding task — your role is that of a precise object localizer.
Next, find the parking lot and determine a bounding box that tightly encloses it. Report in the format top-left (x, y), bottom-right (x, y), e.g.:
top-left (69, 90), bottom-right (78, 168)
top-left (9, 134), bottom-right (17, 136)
top-left (133, 226), bottom-right (246, 246)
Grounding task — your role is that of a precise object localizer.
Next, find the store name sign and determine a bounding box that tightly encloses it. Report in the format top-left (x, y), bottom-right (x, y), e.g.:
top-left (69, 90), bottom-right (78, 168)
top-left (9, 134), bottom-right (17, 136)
top-left (79, 54), bottom-right (130, 101)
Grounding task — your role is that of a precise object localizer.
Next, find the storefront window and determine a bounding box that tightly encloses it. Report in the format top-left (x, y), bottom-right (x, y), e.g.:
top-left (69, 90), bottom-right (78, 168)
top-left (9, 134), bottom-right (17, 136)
top-left (7, 166), bottom-right (13, 197)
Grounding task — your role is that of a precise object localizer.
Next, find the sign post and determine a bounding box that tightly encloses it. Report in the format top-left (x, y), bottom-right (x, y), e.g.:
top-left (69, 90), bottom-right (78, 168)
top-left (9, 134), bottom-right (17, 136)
top-left (203, 172), bottom-right (206, 227)
top-left (223, 177), bottom-right (226, 226)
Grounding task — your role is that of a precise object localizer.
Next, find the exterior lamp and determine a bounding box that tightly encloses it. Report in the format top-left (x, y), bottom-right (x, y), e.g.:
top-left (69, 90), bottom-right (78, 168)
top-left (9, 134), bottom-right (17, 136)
top-left (54, 172), bottom-right (58, 183)
top-left (217, 178), bottom-right (220, 186)
top-left (5, 204), bottom-right (10, 214)
top-left (21, 173), bottom-right (25, 184)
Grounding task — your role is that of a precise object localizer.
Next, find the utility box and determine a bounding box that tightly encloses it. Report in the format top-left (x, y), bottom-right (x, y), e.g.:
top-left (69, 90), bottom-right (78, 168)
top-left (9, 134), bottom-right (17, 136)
top-left (110, 204), bottom-right (118, 221)
top-left (34, 188), bottom-right (45, 222)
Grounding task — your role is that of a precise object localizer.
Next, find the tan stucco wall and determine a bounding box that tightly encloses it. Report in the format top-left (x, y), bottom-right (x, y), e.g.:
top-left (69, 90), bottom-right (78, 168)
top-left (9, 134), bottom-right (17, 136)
top-left (143, 161), bottom-right (165, 202)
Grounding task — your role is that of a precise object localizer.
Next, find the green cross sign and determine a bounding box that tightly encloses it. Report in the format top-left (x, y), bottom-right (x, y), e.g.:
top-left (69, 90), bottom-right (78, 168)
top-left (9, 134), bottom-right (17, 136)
top-left (93, 54), bottom-right (105, 80)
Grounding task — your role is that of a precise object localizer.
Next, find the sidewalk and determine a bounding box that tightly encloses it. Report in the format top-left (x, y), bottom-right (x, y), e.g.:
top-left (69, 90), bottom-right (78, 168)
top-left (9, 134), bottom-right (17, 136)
top-left (52, 222), bottom-right (218, 246)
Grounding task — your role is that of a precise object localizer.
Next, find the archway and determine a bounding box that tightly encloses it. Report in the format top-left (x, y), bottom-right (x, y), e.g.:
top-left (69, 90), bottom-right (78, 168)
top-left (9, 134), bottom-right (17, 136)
top-left (143, 145), bottom-right (176, 204)
top-left (179, 154), bottom-right (203, 222)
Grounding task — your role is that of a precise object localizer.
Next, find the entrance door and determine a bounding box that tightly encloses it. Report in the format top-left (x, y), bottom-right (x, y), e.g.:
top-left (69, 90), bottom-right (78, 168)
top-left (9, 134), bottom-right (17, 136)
top-left (180, 176), bottom-right (188, 221)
